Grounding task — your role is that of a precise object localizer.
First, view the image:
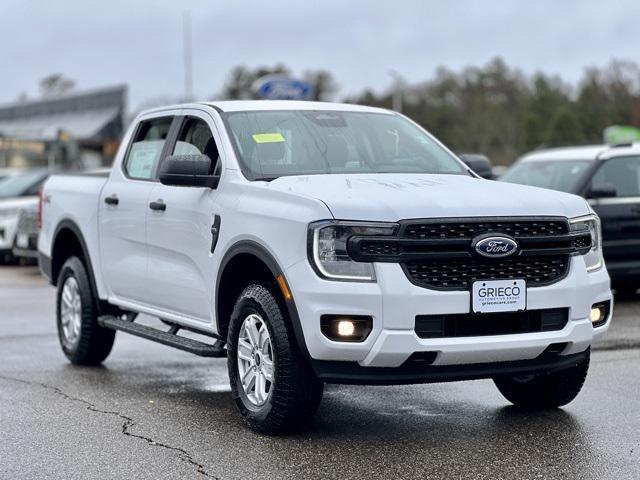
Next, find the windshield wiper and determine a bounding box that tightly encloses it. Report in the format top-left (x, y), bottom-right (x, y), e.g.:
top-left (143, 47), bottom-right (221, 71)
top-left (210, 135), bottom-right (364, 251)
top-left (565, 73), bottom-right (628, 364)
top-left (254, 176), bottom-right (279, 182)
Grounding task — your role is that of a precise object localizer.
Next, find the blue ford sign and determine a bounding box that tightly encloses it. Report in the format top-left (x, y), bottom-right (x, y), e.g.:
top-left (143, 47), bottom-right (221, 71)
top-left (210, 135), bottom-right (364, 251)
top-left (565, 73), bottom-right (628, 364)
top-left (253, 76), bottom-right (313, 100)
top-left (474, 236), bottom-right (518, 258)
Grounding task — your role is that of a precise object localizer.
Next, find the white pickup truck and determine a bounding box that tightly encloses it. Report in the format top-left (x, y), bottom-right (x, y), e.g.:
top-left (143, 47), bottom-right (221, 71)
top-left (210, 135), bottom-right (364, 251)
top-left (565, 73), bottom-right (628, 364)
top-left (39, 101), bottom-right (612, 434)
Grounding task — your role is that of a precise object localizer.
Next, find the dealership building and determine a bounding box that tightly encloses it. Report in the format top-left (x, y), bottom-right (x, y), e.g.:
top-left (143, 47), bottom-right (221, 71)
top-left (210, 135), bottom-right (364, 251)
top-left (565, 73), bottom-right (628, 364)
top-left (0, 85), bottom-right (127, 169)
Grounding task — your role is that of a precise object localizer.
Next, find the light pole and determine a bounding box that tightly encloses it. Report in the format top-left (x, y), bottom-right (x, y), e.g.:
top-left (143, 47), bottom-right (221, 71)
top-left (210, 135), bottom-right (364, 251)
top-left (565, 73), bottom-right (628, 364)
top-left (183, 11), bottom-right (193, 102)
top-left (388, 69), bottom-right (404, 113)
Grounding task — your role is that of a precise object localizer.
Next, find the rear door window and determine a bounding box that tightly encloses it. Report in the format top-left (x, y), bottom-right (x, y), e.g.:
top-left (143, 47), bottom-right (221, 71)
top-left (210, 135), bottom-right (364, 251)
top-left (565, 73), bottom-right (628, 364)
top-left (124, 117), bottom-right (173, 180)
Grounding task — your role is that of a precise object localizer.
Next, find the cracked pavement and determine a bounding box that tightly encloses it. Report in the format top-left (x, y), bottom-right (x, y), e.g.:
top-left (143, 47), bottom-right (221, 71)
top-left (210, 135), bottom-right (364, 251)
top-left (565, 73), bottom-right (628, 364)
top-left (1, 265), bottom-right (639, 479)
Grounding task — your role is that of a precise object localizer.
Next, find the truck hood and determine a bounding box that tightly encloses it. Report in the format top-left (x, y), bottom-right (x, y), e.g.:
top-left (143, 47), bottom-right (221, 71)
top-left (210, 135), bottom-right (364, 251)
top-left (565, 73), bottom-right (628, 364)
top-left (0, 196), bottom-right (38, 211)
top-left (266, 174), bottom-right (590, 221)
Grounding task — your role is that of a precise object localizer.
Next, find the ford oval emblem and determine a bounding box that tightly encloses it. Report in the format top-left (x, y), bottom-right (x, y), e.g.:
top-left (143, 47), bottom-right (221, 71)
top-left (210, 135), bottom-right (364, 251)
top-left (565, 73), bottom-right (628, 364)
top-left (253, 75), bottom-right (313, 100)
top-left (474, 236), bottom-right (518, 258)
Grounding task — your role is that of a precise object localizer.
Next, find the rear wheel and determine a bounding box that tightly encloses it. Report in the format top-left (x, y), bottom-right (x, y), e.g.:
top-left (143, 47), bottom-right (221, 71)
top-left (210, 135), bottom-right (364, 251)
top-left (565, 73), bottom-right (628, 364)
top-left (493, 350), bottom-right (590, 408)
top-left (227, 283), bottom-right (323, 434)
top-left (56, 256), bottom-right (115, 365)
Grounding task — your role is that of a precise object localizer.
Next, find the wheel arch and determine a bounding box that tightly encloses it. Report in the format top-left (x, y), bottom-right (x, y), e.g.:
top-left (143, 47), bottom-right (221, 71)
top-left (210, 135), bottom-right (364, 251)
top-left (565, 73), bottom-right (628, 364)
top-left (51, 219), bottom-right (100, 305)
top-left (216, 240), bottom-right (310, 360)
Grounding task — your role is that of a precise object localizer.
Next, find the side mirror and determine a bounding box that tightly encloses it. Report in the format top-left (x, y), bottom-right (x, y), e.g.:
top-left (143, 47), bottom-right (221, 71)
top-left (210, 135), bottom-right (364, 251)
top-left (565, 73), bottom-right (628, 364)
top-left (587, 186), bottom-right (617, 199)
top-left (458, 153), bottom-right (493, 179)
top-left (159, 154), bottom-right (219, 188)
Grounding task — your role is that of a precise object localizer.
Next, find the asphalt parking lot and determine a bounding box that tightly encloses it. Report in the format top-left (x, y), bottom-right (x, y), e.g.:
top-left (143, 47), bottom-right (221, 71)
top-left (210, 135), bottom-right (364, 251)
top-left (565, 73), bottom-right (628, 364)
top-left (1, 265), bottom-right (639, 479)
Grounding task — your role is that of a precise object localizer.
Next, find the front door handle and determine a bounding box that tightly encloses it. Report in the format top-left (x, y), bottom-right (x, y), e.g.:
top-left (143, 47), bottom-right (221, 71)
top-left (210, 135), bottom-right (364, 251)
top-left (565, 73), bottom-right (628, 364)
top-left (149, 200), bottom-right (166, 212)
top-left (104, 195), bottom-right (119, 206)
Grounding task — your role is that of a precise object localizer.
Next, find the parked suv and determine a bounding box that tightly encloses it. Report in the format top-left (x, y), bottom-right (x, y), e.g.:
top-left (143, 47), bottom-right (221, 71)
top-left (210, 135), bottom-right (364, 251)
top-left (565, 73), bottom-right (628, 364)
top-left (502, 144), bottom-right (640, 295)
top-left (38, 102), bottom-right (612, 434)
top-left (0, 169), bottom-right (49, 263)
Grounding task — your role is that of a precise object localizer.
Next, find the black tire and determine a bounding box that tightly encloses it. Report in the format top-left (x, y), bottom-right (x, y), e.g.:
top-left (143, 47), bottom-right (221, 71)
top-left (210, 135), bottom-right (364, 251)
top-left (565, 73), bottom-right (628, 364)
top-left (227, 283), bottom-right (323, 434)
top-left (493, 350), bottom-right (590, 409)
top-left (1, 251), bottom-right (15, 265)
top-left (56, 256), bottom-right (115, 365)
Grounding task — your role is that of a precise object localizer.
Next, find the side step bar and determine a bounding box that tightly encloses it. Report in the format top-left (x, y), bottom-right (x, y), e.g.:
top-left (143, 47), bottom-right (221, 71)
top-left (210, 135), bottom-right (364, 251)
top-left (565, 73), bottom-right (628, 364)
top-left (99, 316), bottom-right (226, 358)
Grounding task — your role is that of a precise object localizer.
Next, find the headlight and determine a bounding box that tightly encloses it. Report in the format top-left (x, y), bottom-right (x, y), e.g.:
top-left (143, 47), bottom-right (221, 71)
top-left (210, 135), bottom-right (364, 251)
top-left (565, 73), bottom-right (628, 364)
top-left (309, 221), bottom-right (398, 281)
top-left (570, 214), bottom-right (603, 272)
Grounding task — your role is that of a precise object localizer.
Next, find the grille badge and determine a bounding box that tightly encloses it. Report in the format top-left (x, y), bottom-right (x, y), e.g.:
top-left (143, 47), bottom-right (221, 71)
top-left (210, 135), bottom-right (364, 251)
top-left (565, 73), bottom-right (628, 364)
top-left (473, 236), bottom-right (518, 258)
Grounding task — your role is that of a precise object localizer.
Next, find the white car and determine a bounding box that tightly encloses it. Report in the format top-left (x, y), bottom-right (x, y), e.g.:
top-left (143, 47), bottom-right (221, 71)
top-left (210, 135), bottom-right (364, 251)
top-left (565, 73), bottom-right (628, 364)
top-left (38, 101), bottom-right (612, 434)
top-left (0, 169), bottom-right (49, 263)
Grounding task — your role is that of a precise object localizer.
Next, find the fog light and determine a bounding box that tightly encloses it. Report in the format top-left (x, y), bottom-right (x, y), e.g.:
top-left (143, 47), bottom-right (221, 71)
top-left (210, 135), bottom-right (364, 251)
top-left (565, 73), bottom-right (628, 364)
top-left (590, 307), bottom-right (603, 323)
top-left (337, 320), bottom-right (355, 337)
top-left (320, 315), bottom-right (373, 342)
top-left (590, 301), bottom-right (611, 328)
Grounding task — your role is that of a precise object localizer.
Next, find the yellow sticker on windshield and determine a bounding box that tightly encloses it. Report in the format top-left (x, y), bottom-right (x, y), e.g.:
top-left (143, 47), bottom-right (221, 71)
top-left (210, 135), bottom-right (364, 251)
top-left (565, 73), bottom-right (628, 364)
top-left (252, 133), bottom-right (285, 143)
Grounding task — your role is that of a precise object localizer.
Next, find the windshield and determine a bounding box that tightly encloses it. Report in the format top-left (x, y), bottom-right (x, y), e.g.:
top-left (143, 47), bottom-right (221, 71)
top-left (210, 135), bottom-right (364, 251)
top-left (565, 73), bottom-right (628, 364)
top-left (0, 171), bottom-right (46, 199)
top-left (224, 110), bottom-right (467, 180)
top-left (500, 159), bottom-right (591, 192)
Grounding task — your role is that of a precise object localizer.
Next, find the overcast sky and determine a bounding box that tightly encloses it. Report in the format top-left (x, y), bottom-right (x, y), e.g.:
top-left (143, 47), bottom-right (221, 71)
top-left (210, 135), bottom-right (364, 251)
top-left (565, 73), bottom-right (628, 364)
top-left (1, 0), bottom-right (639, 110)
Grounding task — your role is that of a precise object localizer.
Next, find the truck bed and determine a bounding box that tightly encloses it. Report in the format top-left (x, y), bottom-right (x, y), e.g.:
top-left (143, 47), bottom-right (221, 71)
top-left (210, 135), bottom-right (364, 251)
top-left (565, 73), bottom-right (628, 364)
top-left (38, 172), bottom-right (109, 293)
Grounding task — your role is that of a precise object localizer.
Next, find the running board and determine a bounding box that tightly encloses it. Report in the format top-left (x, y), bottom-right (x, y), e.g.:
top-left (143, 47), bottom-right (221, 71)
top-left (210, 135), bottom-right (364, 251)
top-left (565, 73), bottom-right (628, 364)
top-left (99, 316), bottom-right (226, 358)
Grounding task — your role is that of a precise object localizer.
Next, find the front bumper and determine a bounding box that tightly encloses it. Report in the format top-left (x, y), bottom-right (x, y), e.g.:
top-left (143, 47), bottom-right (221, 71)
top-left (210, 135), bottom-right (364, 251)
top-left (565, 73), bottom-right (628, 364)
top-left (12, 232), bottom-right (39, 259)
top-left (285, 255), bottom-right (612, 373)
top-left (312, 348), bottom-right (589, 385)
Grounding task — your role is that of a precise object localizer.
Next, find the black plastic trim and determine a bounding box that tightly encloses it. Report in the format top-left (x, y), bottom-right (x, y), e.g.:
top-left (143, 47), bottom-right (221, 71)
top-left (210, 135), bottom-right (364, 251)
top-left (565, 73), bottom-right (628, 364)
top-left (216, 241), bottom-right (311, 361)
top-left (348, 216), bottom-right (582, 292)
top-left (311, 349), bottom-right (590, 385)
top-left (415, 308), bottom-right (569, 338)
top-left (398, 215), bottom-right (570, 234)
top-left (99, 316), bottom-right (226, 357)
top-left (210, 215), bottom-right (221, 253)
top-left (348, 232), bottom-right (591, 263)
top-left (38, 252), bottom-right (52, 283)
top-left (51, 219), bottom-right (101, 303)
top-left (400, 257), bottom-right (571, 292)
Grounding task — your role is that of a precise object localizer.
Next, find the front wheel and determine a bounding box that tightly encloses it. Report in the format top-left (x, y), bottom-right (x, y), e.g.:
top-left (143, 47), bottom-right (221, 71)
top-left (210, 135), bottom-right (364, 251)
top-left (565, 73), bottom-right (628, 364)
top-left (493, 350), bottom-right (590, 408)
top-left (227, 283), bottom-right (323, 434)
top-left (56, 256), bottom-right (115, 365)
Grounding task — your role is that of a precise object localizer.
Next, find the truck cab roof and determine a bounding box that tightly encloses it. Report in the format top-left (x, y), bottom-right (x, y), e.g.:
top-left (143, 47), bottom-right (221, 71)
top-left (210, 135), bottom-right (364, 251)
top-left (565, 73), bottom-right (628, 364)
top-left (137, 100), bottom-right (393, 116)
top-left (517, 143), bottom-right (640, 165)
top-left (519, 145), bottom-right (608, 163)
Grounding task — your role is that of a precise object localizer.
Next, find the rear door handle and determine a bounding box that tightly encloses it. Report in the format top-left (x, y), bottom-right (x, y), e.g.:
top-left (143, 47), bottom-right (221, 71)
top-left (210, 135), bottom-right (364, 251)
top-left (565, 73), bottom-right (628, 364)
top-left (104, 195), bottom-right (119, 206)
top-left (149, 200), bottom-right (166, 212)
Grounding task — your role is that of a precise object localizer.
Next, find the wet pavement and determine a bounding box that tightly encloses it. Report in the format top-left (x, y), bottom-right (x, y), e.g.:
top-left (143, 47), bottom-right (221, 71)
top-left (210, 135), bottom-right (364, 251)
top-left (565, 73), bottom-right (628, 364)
top-left (1, 266), bottom-right (639, 479)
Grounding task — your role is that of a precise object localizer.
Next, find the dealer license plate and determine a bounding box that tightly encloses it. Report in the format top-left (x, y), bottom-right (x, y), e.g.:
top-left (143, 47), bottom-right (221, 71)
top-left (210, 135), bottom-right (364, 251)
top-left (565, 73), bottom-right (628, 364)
top-left (471, 279), bottom-right (526, 313)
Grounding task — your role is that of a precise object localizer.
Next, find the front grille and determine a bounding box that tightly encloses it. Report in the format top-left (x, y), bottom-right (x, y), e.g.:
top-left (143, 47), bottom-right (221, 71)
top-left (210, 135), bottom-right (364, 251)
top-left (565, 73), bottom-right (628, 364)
top-left (17, 210), bottom-right (38, 233)
top-left (404, 219), bottom-right (568, 239)
top-left (347, 217), bottom-right (590, 291)
top-left (415, 308), bottom-right (569, 338)
top-left (405, 255), bottom-right (569, 289)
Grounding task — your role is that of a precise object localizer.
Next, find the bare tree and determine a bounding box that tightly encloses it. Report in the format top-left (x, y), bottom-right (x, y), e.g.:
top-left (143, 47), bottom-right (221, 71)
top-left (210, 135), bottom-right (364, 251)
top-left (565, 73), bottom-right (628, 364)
top-left (40, 74), bottom-right (75, 98)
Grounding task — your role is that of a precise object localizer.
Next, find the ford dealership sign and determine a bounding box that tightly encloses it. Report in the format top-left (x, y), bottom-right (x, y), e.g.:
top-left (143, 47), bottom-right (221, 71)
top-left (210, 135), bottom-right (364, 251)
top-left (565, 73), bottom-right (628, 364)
top-left (253, 76), bottom-right (313, 100)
